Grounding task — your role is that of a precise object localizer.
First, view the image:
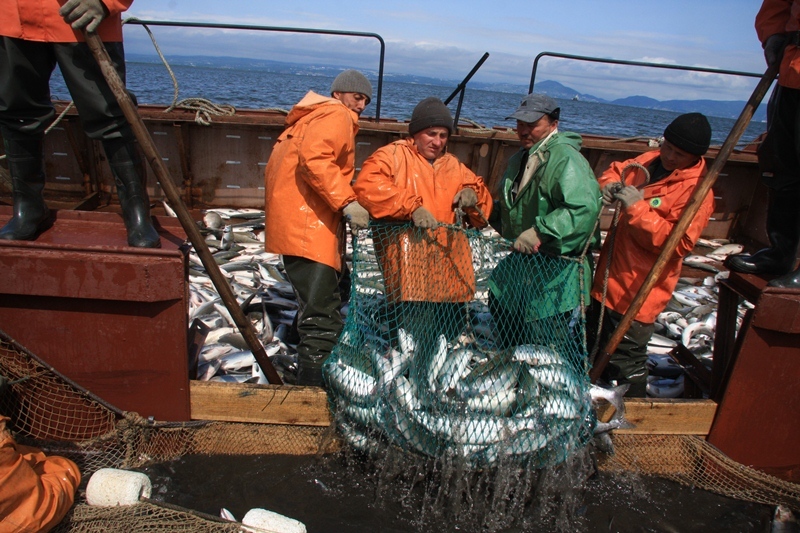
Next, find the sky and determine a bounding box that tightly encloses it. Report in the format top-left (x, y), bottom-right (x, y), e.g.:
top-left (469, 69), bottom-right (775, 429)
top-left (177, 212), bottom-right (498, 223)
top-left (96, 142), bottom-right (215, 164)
top-left (122, 0), bottom-right (769, 102)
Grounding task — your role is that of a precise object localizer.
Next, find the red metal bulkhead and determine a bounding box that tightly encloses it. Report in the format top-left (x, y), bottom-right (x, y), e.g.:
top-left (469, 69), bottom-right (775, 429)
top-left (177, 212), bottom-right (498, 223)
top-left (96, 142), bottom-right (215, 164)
top-left (0, 207), bottom-right (192, 421)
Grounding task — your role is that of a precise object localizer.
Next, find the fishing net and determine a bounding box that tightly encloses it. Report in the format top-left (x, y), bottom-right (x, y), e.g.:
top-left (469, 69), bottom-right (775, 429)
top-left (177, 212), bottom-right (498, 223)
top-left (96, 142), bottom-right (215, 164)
top-left (2, 309), bottom-right (800, 533)
top-left (599, 434), bottom-right (800, 512)
top-left (0, 329), bottom-right (336, 532)
top-left (324, 222), bottom-right (595, 469)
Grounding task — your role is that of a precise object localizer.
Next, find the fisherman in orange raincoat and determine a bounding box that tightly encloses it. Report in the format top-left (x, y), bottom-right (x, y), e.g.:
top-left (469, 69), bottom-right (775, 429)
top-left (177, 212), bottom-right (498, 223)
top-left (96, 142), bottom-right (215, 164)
top-left (0, 0), bottom-right (160, 248)
top-left (353, 97), bottom-right (493, 344)
top-left (0, 376), bottom-right (81, 532)
top-left (589, 113), bottom-right (715, 397)
top-left (726, 0), bottom-right (800, 288)
top-left (263, 70), bottom-right (372, 386)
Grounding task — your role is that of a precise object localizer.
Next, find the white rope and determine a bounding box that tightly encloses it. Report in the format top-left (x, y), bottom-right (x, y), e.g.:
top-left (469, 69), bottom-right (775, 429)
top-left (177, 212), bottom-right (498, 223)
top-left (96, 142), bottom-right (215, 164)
top-left (122, 17), bottom-right (239, 126)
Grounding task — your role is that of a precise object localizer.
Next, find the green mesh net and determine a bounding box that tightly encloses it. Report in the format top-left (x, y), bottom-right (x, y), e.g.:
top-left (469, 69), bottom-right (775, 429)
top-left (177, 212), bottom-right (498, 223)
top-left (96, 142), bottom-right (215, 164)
top-left (324, 222), bottom-right (595, 469)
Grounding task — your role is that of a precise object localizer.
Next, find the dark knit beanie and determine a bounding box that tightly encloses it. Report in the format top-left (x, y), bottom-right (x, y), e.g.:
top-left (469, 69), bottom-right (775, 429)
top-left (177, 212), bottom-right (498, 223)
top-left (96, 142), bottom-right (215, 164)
top-left (409, 97), bottom-right (454, 135)
top-left (330, 70), bottom-right (373, 104)
top-left (664, 113), bottom-right (711, 156)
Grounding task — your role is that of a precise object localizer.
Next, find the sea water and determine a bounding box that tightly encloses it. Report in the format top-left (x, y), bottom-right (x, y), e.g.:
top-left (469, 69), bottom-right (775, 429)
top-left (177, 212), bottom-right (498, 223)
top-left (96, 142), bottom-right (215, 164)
top-left (139, 446), bottom-right (772, 532)
top-left (50, 61), bottom-right (767, 147)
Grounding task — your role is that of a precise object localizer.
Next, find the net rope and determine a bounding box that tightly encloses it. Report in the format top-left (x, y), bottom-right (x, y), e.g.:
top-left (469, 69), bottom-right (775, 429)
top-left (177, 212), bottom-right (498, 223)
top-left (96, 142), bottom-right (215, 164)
top-left (324, 222), bottom-right (595, 469)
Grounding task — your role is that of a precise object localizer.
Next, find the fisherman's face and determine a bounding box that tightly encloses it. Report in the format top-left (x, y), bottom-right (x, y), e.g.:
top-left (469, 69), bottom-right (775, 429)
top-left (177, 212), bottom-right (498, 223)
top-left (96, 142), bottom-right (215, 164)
top-left (516, 116), bottom-right (557, 149)
top-left (413, 127), bottom-right (450, 160)
top-left (660, 139), bottom-right (701, 172)
top-left (334, 92), bottom-right (370, 116)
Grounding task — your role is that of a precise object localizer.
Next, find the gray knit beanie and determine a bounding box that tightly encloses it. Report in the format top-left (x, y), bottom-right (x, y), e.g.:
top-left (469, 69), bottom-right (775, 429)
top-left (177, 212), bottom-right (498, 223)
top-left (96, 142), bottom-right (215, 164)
top-left (408, 97), bottom-right (453, 135)
top-left (330, 70), bottom-right (373, 104)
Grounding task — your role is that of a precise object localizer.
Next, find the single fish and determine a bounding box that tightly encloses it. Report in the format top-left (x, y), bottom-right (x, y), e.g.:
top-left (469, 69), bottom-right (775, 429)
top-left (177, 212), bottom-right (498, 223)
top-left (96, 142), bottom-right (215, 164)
top-left (705, 243), bottom-right (743, 261)
top-left (203, 210), bottom-right (224, 229)
top-left (219, 350), bottom-right (255, 372)
top-left (397, 328), bottom-right (417, 357)
top-left (466, 387), bottom-right (517, 416)
top-left (512, 343), bottom-right (561, 366)
top-left (681, 321), bottom-right (714, 347)
top-left (326, 361), bottom-right (377, 404)
top-left (771, 505), bottom-right (799, 533)
top-left (594, 416), bottom-right (634, 435)
top-left (427, 334), bottom-right (449, 393)
top-left (161, 200), bottom-right (178, 218)
top-left (589, 383), bottom-right (629, 418)
top-left (436, 347), bottom-right (475, 395)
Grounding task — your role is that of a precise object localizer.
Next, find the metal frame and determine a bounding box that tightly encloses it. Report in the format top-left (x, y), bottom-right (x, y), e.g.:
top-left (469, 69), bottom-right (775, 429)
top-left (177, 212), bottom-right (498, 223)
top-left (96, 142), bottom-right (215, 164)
top-left (123, 19), bottom-right (387, 121)
top-left (528, 51), bottom-right (763, 95)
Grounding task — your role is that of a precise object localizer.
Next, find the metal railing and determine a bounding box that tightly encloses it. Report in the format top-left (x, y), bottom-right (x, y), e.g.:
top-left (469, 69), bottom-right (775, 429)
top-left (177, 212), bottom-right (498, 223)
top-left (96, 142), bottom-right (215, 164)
top-left (529, 51), bottom-right (763, 95)
top-left (122, 19), bottom-right (387, 121)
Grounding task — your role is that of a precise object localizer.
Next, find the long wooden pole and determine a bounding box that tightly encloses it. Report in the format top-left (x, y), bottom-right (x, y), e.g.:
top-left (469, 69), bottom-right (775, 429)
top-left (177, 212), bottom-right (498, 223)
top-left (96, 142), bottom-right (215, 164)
top-left (589, 63), bottom-right (779, 384)
top-left (84, 32), bottom-right (283, 385)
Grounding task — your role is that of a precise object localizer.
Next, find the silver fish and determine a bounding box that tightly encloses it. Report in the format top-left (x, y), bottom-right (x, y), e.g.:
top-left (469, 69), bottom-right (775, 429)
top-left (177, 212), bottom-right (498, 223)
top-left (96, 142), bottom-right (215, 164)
top-left (326, 361), bottom-right (377, 405)
top-left (218, 350), bottom-right (255, 372)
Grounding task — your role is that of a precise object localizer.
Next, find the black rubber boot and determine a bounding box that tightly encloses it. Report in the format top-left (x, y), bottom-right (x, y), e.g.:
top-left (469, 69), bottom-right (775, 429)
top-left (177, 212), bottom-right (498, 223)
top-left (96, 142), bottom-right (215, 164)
top-left (768, 265), bottom-right (800, 289)
top-left (103, 139), bottom-right (160, 248)
top-left (0, 134), bottom-right (51, 241)
top-left (295, 359), bottom-right (325, 387)
top-left (726, 188), bottom-right (800, 275)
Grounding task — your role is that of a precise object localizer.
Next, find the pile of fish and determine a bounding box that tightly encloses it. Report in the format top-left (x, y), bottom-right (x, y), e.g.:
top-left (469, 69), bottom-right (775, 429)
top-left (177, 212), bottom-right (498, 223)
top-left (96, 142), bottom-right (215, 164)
top-left (186, 208), bottom-right (302, 385)
top-left (328, 326), bottom-right (627, 467)
top-left (185, 210), bottom-right (752, 409)
top-left (642, 239), bottom-right (753, 398)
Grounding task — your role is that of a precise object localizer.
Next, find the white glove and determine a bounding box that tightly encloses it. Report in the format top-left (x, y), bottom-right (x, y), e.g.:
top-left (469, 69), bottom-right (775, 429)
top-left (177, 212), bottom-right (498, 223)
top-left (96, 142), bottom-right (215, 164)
top-left (343, 201), bottom-right (370, 232)
top-left (452, 188), bottom-right (478, 209)
top-left (513, 227), bottom-right (541, 254)
top-left (59, 0), bottom-right (108, 32)
top-left (411, 206), bottom-right (437, 228)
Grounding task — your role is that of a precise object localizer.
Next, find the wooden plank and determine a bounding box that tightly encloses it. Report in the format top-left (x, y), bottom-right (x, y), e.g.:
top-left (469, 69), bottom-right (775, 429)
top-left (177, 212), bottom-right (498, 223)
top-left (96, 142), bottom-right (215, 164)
top-left (190, 380), bottom-right (332, 426)
top-left (596, 398), bottom-right (717, 435)
top-left (194, 381), bottom-right (717, 437)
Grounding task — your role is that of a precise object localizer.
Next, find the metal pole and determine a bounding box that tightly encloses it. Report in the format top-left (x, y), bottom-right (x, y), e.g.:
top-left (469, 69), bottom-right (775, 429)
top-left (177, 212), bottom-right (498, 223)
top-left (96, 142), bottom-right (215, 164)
top-left (84, 32), bottom-right (283, 385)
top-left (589, 63), bottom-right (778, 384)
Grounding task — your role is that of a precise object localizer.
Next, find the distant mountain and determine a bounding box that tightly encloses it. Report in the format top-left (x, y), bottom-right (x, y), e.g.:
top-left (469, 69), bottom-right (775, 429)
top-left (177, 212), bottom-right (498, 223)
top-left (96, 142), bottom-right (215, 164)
top-left (609, 96), bottom-right (767, 122)
top-left (124, 53), bottom-right (767, 122)
top-left (526, 80), bottom-right (606, 103)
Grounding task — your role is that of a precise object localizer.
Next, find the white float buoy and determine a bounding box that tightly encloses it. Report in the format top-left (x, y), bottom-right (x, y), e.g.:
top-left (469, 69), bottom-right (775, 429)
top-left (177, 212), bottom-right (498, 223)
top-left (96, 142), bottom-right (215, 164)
top-left (241, 508), bottom-right (307, 533)
top-left (85, 468), bottom-right (152, 507)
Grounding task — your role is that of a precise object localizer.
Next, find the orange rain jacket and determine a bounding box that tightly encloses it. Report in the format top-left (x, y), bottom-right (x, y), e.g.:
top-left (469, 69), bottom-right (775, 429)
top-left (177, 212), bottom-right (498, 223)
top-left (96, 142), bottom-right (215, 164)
top-left (264, 91), bottom-right (360, 271)
top-left (0, 416), bottom-right (81, 533)
top-left (0, 0), bottom-right (131, 42)
top-left (756, 0), bottom-right (800, 88)
top-left (353, 138), bottom-right (493, 302)
top-left (590, 150), bottom-right (715, 324)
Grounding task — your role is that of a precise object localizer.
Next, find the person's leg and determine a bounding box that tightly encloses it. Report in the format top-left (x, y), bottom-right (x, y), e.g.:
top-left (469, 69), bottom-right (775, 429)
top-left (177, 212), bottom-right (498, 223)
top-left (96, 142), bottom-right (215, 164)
top-left (727, 86), bottom-right (800, 278)
top-left (54, 41), bottom-right (159, 247)
top-left (0, 38), bottom-right (57, 240)
top-left (597, 306), bottom-right (654, 397)
top-left (283, 255), bottom-right (344, 387)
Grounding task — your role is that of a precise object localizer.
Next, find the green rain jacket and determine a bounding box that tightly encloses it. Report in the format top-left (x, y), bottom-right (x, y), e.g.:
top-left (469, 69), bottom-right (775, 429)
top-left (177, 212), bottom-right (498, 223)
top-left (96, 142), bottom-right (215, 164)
top-left (489, 131), bottom-right (601, 320)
